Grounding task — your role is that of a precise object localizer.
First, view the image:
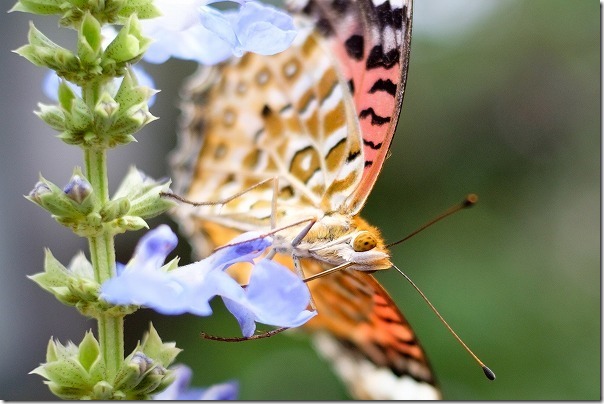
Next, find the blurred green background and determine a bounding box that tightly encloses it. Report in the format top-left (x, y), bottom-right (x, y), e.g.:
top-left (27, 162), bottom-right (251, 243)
top-left (0, 0), bottom-right (599, 400)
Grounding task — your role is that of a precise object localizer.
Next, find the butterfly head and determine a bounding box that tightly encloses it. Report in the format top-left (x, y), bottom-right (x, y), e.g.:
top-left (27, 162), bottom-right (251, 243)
top-left (304, 216), bottom-right (392, 272)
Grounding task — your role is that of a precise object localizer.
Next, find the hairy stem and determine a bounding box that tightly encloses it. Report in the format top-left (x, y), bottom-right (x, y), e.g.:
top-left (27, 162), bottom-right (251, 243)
top-left (85, 143), bottom-right (123, 381)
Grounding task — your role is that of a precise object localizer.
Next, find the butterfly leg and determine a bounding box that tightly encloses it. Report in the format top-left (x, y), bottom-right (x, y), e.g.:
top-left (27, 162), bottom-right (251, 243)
top-left (265, 215), bottom-right (315, 260)
top-left (293, 254), bottom-right (317, 310)
top-left (289, 218), bottom-right (319, 309)
top-left (291, 217), bottom-right (317, 247)
top-left (270, 176), bottom-right (279, 230)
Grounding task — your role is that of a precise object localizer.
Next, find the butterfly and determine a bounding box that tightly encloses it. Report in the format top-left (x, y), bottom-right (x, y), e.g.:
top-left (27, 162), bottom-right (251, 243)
top-left (168, 0), bottom-right (441, 399)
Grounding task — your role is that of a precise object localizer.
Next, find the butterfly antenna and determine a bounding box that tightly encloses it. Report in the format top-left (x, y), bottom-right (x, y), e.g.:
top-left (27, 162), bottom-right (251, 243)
top-left (386, 194), bottom-right (478, 249)
top-left (392, 263), bottom-right (495, 381)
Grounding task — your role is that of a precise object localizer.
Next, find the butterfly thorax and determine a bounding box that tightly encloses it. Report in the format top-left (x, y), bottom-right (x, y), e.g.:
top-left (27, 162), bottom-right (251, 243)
top-left (278, 214), bottom-right (392, 272)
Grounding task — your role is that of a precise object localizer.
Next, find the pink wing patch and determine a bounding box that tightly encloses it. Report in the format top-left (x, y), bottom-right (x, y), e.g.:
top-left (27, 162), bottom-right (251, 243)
top-left (289, 0), bottom-right (413, 214)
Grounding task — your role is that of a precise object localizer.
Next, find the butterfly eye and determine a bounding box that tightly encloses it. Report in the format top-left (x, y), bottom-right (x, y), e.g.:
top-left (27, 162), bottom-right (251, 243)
top-left (352, 232), bottom-right (377, 252)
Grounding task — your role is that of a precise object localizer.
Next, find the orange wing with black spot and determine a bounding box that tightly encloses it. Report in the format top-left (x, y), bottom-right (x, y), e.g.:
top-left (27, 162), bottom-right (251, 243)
top-left (301, 258), bottom-right (440, 399)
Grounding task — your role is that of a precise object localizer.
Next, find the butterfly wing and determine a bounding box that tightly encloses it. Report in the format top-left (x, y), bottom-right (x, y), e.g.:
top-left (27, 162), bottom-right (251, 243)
top-left (284, 2), bottom-right (436, 398)
top-left (169, 0), bottom-right (439, 399)
top-left (170, 23), bottom-right (365, 252)
top-left (306, 261), bottom-right (440, 399)
top-left (287, 0), bottom-right (413, 214)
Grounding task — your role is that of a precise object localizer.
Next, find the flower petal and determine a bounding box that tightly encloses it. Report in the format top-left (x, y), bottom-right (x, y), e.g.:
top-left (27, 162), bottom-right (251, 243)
top-left (234, 1), bottom-right (297, 55)
top-left (222, 297), bottom-right (258, 338)
top-left (101, 230), bottom-right (273, 318)
top-left (245, 259), bottom-right (316, 327)
top-left (141, 0), bottom-right (296, 64)
top-left (153, 364), bottom-right (238, 400)
top-left (144, 24), bottom-right (233, 65)
top-left (222, 259), bottom-right (317, 337)
top-left (198, 5), bottom-right (239, 49)
top-left (204, 231), bottom-right (272, 271)
top-left (128, 224), bottom-right (178, 271)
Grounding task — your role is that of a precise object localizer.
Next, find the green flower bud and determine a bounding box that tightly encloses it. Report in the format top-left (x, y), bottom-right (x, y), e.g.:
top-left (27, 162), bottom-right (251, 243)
top-left (113, 215), bottom-right (148, 233)
top-left (14, 23), bottom-right (79, 73)
top-left (114, 70), bottom-right (153, 110)
top-left (31, 325), bottom-right (180, 399)
top-left (103, 15), bottom-right (151, 65)
top-left (111, 325), bottom-right (181, 399)
top-left (89, 0), bottom-right (127, 24)
top-left (29, 248), bottom-right (71, 292)
top-left (31, 332), bottom-right (115, 400)
top-left (93, 70), bottom-right (158, 144)
top-left (92, 381), bottom-right (115, 400)
top-left (107, 107), bottom-right (157, 144)
top-left (113, 166), bottom-right (175, 219)
top-left (114, 351), bottom-right (152, 393)
top-left (132, 368), bottom-right (165, 397)
top-left (30, 249), bottom-right (92, 306)
top-left (94, 92), bottom-right (119, 121)
top-left (65, 94), bottom-right (93, 132)
top-left (30, 249), bottom-right (139, 316)
top-left (26, 176), bottom-right (83, 219)
top-left (128, 185), bottom-right (174, 220)
top-left (131, 351), bottom-right (154, 374)
top-left (99, 197), bottom-right (130, 222)
top-left (28, 181), bottom-right (52, 204)
top-left (77, 12), bottom-right (103, 67)
top-left (140, 324), bottom-right (181, 368)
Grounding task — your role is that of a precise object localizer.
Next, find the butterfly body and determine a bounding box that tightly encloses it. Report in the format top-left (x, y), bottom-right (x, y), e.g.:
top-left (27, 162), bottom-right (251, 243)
top-left (169, 0), bottom-right (441, 399)
top-left (266, 213), bottom-right (391, 272)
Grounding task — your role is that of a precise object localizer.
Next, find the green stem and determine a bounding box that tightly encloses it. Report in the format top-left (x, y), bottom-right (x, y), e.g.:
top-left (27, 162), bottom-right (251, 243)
top-left (85, 147), bottom-right (124, 381)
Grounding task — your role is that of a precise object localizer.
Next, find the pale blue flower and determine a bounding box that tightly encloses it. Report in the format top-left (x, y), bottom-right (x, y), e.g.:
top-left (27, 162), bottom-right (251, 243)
top-left (142, 0), bottom-right (296, 65)
top-left (100, 225), bottom-right (316, 337)
top-left (223, 259), bottom-right (317, 337)
top-left (153, 365), bottom-right (238, 400)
